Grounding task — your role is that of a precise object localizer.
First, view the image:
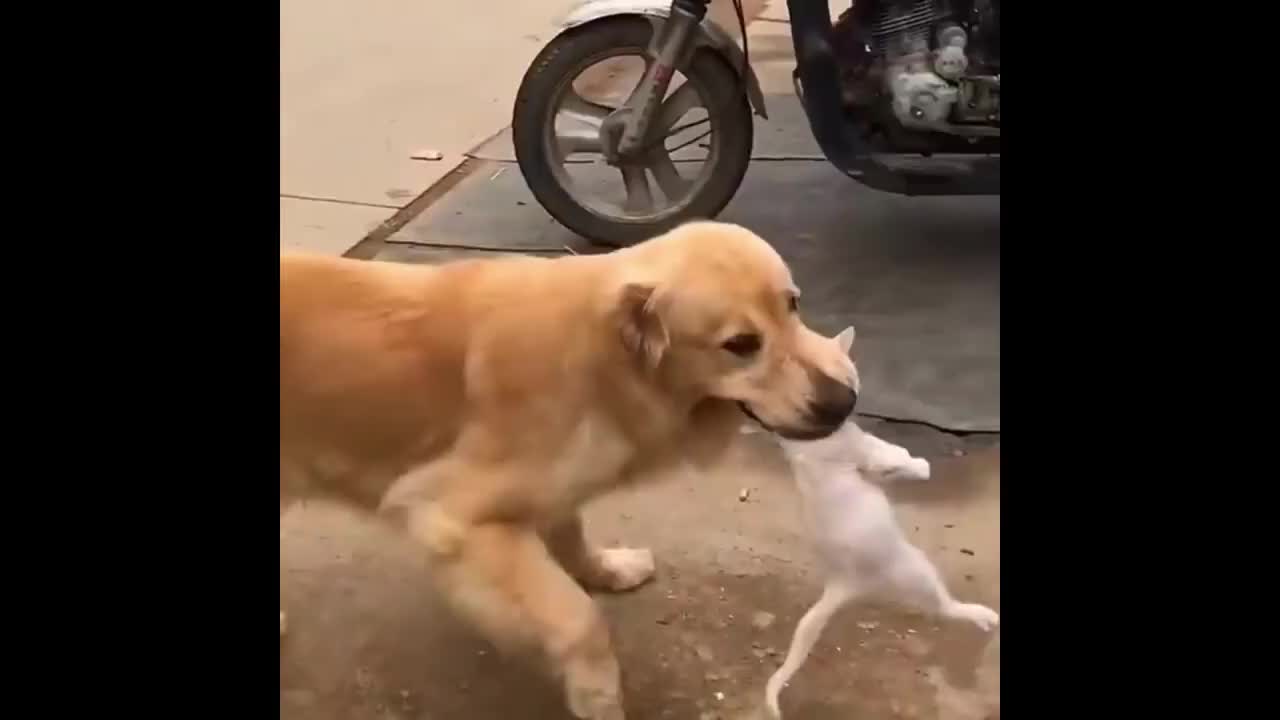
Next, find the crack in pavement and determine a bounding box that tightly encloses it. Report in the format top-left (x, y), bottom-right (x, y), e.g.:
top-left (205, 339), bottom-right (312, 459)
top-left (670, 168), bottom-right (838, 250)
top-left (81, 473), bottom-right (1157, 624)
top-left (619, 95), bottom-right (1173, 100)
top-left (280, 193), bottom-right (402, 211)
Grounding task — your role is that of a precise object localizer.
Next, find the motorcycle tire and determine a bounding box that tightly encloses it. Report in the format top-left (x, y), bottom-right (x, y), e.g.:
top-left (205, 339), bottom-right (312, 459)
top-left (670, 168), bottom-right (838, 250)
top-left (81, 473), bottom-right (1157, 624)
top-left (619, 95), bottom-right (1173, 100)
top-left (512, 17), bottom-right (754, 248)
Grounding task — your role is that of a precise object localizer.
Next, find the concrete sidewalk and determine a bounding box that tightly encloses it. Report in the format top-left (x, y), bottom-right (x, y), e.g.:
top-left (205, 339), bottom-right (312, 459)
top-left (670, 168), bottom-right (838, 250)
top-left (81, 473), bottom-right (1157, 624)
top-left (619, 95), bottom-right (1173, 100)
top-left (280, 0), bottom-right (570, 255)
top-left (279, 0), bottom-right (772, 256)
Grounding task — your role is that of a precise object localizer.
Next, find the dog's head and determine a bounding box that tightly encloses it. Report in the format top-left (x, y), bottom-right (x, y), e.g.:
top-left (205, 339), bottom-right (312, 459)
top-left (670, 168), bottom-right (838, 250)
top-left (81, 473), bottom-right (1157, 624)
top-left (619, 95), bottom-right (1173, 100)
top-left (614, 222), bottom-right (859, 440)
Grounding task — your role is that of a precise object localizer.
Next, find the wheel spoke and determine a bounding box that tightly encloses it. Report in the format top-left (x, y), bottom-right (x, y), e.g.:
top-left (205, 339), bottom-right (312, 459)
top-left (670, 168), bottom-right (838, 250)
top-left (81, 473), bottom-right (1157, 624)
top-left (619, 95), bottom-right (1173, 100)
top-left (648, 151), bottom-right (690, 202)
top-left (655, 82), bottom-right (702, 135)
top-left (555, 90), bottom-right (613, 155)
top-left (621, 166), bottom-right (654, 215)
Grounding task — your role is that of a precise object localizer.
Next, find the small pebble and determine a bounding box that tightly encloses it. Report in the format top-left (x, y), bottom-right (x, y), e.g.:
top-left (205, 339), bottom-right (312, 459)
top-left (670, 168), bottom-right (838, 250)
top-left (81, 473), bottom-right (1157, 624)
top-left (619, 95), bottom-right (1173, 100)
top-left (857, 620), bottom-right (880, 631)
top-left (960, 548), bottom-right (976, 556)
top-left (951, 448), bottom-right (965, 457)
top-left (714, 691), bottom-right (725, 701)
top-left (751, 611), bottom-right (776, 630)
top-left (411, 149), bottom-right (444, 161)
top-left (738, 488), bottom-right (751, 502)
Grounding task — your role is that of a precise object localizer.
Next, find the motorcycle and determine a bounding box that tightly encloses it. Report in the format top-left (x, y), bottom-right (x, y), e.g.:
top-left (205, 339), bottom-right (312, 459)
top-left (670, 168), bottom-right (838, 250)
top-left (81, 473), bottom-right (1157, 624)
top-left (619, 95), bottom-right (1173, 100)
top-left (512, 0), bottom-right (1000, 247)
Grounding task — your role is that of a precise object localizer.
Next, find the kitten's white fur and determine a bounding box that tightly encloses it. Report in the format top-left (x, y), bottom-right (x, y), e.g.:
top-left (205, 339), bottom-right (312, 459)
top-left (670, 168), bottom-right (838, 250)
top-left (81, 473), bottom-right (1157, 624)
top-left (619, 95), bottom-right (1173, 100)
top-left (763, 327), bottom-right (999, 718)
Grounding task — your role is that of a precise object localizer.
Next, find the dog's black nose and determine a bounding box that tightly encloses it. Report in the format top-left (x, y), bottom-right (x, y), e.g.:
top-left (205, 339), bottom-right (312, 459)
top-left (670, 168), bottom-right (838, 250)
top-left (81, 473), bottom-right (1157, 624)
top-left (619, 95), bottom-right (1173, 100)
top-left (810, 387), bottom-right (857, 426)
top-left (807, 368), bottom-right (858, 426)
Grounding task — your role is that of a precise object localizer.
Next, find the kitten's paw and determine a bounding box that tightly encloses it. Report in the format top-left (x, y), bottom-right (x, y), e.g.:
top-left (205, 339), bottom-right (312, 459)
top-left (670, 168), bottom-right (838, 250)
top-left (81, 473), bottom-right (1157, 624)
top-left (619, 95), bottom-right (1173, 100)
top-left (904, 457), bottom-right (931, 481)
top-left (951, 602), bottom-right (999, 631)
top-left (885, 457), bottom-right (931, 482)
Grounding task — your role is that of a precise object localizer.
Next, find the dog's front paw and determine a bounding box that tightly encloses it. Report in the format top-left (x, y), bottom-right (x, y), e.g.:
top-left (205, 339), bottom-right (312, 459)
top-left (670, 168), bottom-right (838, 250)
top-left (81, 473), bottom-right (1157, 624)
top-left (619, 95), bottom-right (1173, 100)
top-left (567, 683), bottom-right (626, 720)
top-left (594, 547), bottom-right (656, 592)
top-left (951, 602), bottom-right (999, 632)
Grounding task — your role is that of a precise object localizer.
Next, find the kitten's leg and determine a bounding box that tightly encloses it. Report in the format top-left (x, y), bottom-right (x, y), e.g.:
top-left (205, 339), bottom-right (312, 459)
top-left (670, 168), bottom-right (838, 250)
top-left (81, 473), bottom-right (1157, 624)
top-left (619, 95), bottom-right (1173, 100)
top-left (857, 432), bottom-right (930, 482)
top-left (765, 581), bottom-right (858, 718)
top-left (886, 544), bottom-right (999, 631)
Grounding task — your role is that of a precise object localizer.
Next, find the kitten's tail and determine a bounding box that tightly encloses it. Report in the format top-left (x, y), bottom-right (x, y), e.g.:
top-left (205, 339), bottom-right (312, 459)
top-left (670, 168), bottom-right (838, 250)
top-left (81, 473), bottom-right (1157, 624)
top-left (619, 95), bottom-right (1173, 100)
top-left (765, 583), bottom-right (854, 718)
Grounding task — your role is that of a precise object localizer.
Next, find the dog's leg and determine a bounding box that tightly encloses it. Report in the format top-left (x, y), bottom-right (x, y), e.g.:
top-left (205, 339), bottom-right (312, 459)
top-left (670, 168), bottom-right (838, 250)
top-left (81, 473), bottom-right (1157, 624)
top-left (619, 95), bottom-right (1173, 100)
top-left (544, 513), bottom-right (655, 593)
top-left (887, 544), bottom-right (999, 631)
top-left (409, 507), bottom-right (626, 720)
top-left (765, 581), bottom-right (858, 719)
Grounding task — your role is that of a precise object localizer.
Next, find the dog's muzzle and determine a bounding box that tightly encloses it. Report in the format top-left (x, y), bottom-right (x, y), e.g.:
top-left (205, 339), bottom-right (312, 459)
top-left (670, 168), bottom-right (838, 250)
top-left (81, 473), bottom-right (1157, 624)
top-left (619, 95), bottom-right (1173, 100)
top-left (808, 386), bottom-right (858, 429)
top-left (738, 384), bottom-right (858, 441)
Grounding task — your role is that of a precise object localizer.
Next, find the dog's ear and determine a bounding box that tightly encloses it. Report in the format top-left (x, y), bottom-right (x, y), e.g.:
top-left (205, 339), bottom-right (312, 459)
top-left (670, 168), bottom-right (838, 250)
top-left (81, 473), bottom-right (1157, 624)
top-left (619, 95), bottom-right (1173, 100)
top-left (618, 283), bottom-right (669, 369)
top-left (835, 325), bottom-right (856, 355)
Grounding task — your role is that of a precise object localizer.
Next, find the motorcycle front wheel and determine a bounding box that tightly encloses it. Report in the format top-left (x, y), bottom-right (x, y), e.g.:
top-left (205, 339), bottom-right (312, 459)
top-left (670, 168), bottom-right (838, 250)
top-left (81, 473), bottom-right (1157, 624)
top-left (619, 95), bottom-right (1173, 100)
top-left (512, 17), bottom-right (754, 247)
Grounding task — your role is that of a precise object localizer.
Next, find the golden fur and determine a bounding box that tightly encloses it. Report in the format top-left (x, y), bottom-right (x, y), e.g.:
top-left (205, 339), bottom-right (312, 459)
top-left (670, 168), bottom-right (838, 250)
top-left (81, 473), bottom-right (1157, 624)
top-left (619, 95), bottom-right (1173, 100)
top-left (279, 221), bottom-right (858, 719)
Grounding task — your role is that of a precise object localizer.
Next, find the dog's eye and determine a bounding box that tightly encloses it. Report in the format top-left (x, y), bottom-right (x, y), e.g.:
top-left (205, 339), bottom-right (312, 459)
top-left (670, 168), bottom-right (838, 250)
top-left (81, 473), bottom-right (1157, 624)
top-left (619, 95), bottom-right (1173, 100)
top-left (722, 333), bottom-right (762, 357)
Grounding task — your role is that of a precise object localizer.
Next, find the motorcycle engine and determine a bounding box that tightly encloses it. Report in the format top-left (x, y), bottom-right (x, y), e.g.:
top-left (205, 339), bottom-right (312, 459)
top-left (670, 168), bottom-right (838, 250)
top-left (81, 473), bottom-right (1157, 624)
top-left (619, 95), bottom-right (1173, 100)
top-left (834, 0), bottom-right (1000, 136)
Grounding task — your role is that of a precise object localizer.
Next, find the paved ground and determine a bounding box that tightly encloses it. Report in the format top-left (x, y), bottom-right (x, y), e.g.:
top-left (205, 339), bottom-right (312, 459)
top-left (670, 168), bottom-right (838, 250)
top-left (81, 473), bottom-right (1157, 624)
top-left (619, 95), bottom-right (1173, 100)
top-left (279, 0), bottom-right (772, 256)
top-left (279, 0), bottom-right (567, 255)
top-left (282, 422), bottom-right (1000, 720)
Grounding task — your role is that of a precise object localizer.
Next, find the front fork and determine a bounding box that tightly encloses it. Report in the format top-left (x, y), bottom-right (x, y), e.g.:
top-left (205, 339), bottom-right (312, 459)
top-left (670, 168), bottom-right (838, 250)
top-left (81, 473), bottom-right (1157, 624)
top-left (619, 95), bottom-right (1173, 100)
top-left (601, 0), bottom-right (711, 162)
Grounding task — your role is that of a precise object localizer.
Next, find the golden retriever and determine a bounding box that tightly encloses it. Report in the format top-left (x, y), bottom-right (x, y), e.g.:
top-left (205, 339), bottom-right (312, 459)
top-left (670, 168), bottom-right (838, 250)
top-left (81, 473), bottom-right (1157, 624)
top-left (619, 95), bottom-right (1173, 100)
top-left (279, 221), bottom-right (858, 720)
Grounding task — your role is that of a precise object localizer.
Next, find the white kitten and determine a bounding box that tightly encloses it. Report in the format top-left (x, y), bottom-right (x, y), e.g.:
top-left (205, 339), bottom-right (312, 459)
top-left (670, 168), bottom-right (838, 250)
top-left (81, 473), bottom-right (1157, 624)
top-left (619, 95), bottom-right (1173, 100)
top-left (763, 328), bottom-right (998, 719)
